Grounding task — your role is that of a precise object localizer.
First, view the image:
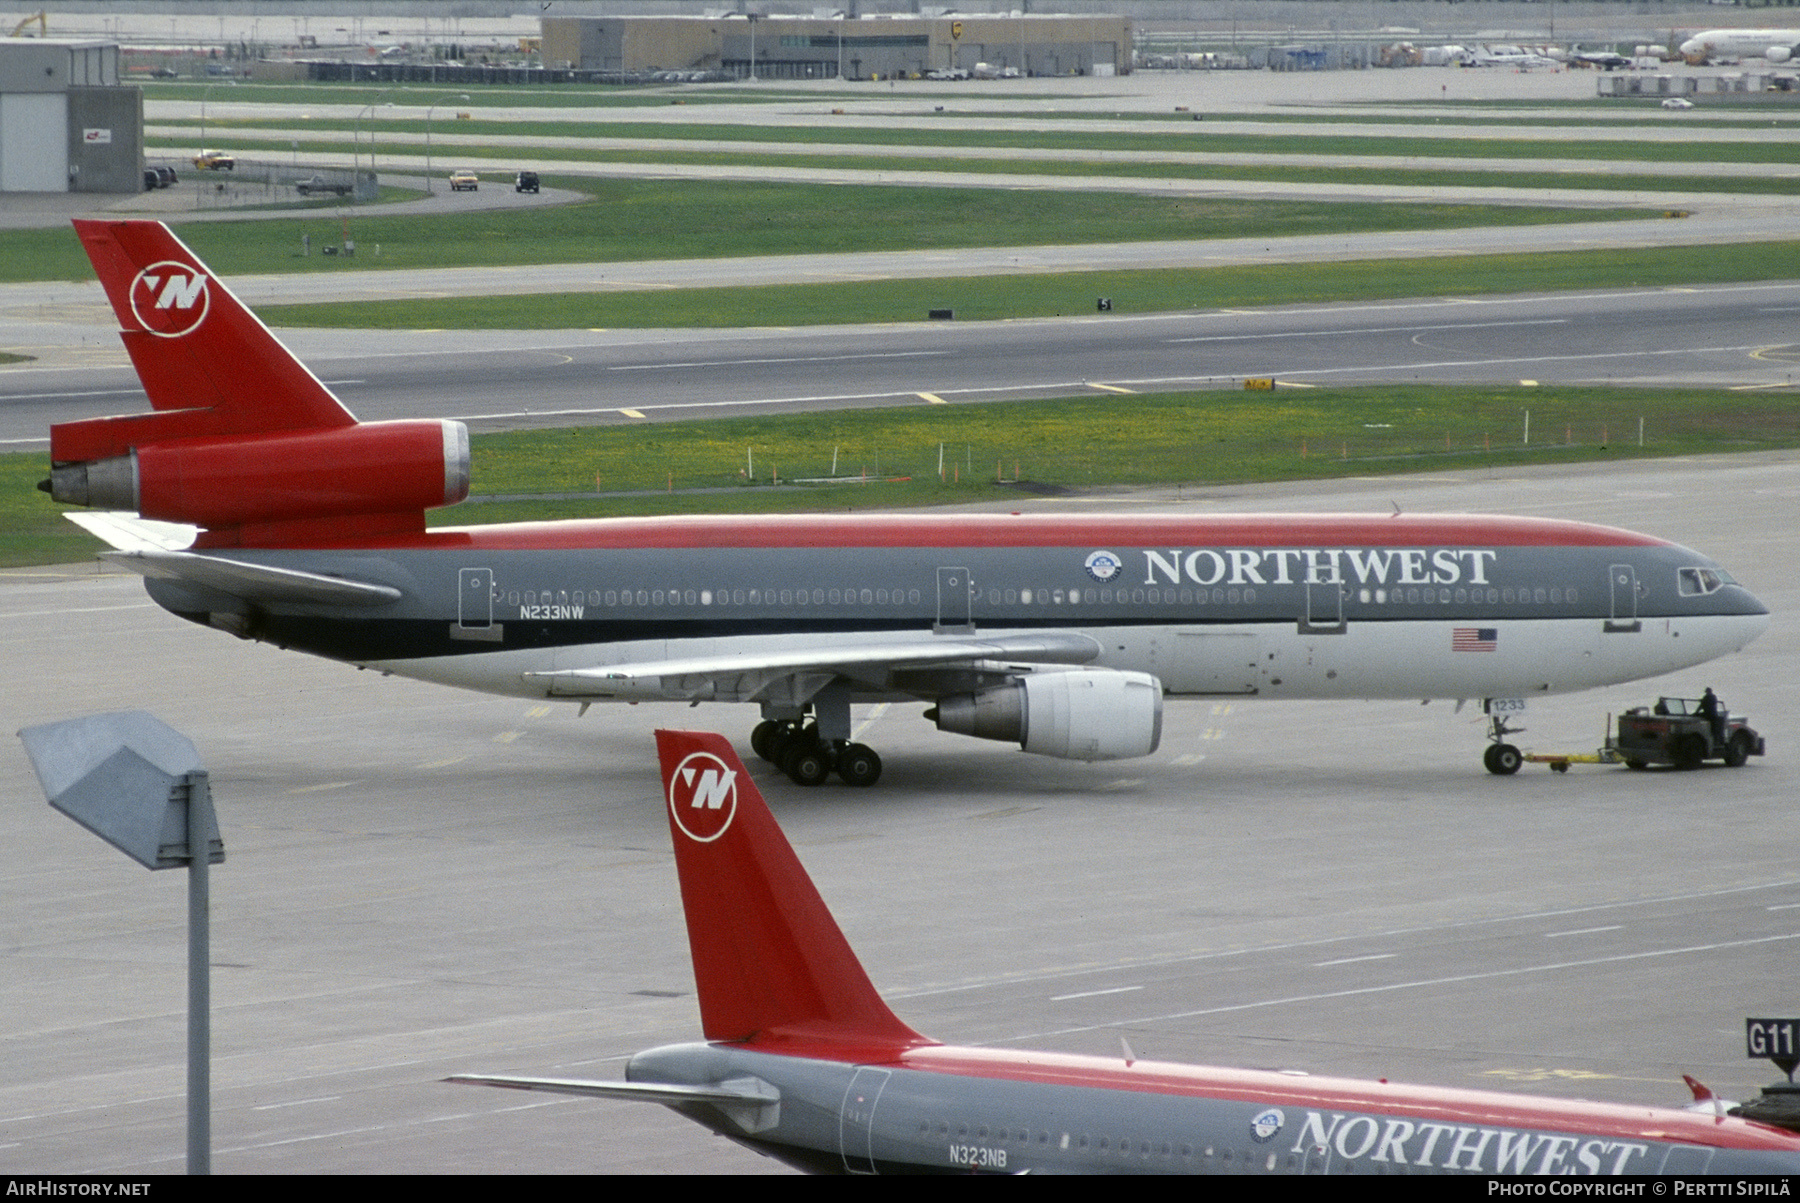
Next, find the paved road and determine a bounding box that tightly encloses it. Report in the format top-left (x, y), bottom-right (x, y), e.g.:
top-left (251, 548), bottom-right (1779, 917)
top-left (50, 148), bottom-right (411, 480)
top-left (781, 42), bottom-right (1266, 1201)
top-left (2, 451), bottom-right (1792, 1173)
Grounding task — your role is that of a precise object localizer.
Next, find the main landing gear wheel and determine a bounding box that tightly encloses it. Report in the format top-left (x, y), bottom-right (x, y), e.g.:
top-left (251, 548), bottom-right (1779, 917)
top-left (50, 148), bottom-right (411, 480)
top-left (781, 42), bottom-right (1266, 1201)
top-left (750, 721), bottom-right (885, 787)
top-left (836, 743), bottom-right (882, 788)
top-left (759, 721), bottom-right (816, 768)
top-left (782, 742), bottom-right (832, 787)
top-left (1483, 743), bottom-right (1522, 775)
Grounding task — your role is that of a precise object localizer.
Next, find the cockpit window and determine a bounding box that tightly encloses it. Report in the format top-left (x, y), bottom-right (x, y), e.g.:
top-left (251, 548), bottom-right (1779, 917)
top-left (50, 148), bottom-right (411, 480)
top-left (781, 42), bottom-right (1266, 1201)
top-left (1678, 567), bottom-right (1731, 596)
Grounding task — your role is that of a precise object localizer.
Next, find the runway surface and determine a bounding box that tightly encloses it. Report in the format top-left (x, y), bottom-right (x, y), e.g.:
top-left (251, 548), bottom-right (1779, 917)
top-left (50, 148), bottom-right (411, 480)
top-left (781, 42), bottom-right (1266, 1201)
top-left (2, 451), bottom-right (1794, 1174)
top-left (5, 279), bottom-right (1799, 446)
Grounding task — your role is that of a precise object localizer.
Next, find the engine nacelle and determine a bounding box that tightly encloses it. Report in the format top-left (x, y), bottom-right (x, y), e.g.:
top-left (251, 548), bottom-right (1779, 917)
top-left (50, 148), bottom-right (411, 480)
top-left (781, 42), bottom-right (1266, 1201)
top-left (48, 419), bottom-right (469, 531)
top-left (1768, 45), bottom-right (1792, 63)
top-left (930, 669), bottom-right (1164, 761)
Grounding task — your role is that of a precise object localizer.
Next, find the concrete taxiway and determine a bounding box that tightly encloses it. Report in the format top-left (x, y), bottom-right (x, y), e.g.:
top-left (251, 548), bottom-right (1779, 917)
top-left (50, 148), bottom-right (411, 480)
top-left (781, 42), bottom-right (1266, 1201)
top-left (1, 451), bottom-right (1793, 1174)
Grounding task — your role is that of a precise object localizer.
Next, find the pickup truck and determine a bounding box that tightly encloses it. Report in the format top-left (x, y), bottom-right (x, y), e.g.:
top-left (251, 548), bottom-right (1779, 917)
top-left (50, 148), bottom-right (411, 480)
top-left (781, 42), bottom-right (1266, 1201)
top-left (295, 175), bottom-right (353, 197)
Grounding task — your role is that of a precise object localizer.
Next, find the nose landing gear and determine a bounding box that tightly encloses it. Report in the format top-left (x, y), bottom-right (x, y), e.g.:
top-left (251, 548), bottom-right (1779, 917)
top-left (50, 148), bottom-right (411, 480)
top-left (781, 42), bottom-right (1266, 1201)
top-left (1483, 709), bottom-right (1524, 776)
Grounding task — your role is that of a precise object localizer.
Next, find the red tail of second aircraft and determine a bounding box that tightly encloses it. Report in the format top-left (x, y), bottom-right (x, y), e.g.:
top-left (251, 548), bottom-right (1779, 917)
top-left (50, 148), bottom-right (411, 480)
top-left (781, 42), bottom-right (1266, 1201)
top-left (654, 730), bottom-right (928, 1056)
top-left (45, 220), bottom-right (467, 546)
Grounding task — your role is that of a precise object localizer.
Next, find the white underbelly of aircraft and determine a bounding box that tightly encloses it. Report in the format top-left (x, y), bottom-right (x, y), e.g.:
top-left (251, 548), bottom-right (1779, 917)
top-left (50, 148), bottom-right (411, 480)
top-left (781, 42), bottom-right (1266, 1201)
top-left (362, 612), bottom-right (1765, 706)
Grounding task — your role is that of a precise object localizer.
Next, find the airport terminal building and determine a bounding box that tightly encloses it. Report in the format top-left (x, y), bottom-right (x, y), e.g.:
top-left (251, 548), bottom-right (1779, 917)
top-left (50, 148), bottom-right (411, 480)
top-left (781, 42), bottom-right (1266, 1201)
top-left (542, 14), bottom-right (1132, 80)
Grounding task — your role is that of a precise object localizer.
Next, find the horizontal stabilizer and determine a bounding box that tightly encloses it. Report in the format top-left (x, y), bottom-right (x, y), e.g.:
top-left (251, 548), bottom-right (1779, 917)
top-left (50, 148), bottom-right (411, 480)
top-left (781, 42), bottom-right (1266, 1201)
top-left (64, 510), bottom-right (198, 553)
top-left (446, 1073), bottom-right (777, 1108)
top-left (100, 549), bottom-right (402, 608)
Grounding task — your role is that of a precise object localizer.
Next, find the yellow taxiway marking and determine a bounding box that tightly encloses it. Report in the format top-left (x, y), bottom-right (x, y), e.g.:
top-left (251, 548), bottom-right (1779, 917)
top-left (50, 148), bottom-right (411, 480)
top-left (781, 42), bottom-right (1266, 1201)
top-left (618, 408), bottom-right (646, 419)
top-left (1089, 383), bottom-right (1136, 395)
top-left (972, 805), bottom-right (1041, 820)
top-left (917, 392), bottom-right (948, 405)
top-left (1171, 753), bottom-right (1207, 767)
top-left (494, 731), bottom-right (521, 744)
top-left (417, 757), bottom-right (468, 769)
top-left (1481, 1068), bottom-right (1618, 1084)
top-left (850, 702), bottom-right (891, 741)
top-left (525, 705), bottom-right (553, 719)
top-left (286, 781), bottom-right (357, 794)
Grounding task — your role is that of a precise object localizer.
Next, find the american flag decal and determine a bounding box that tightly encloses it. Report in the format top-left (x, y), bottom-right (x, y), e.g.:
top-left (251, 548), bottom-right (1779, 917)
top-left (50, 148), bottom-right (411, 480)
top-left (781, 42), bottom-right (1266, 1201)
top-left (1452, 627), bottom-right (1498, 652)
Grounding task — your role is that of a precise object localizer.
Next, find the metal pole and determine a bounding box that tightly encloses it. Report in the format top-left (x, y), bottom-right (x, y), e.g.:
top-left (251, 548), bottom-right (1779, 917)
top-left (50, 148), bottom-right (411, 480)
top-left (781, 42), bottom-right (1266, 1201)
top-left (185, 770), bottom-right (211, 1175)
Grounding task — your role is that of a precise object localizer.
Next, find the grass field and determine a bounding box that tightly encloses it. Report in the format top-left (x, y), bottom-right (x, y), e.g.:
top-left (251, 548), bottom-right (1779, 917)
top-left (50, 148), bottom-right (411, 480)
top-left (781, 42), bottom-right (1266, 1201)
top-left (0, 179), bottom-right (1632, 283)
top-left (10, 384), bottom-right (1796, 566)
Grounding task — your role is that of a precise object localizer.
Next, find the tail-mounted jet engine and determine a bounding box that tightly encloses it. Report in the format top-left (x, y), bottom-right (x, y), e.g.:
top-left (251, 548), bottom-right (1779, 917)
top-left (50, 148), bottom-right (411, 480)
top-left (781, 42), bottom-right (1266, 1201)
top-left (928, 669), bottom-right (1164, 761)
top-left (45, 419), bottom-right (469, 538)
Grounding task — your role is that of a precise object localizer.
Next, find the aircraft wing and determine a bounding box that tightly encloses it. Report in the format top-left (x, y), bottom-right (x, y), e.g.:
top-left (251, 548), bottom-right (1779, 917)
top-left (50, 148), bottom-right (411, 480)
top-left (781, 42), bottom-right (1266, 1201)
top-left (525, 631), bottom-right (1103, 700)
top-left (99, 548), bottom-right (403, 608)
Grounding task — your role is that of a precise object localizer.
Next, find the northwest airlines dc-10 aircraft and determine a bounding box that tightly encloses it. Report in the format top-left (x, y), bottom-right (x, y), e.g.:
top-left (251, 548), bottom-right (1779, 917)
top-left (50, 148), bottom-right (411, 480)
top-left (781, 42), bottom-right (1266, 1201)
top-left (448, 729), bottom-right (1800, 1175)
top-left (44, 221), bottom-right (1769, 784)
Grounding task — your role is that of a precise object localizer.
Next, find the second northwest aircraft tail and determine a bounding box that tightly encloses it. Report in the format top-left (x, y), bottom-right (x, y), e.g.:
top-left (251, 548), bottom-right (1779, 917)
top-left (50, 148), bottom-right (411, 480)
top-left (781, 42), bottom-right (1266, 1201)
top-left (653, 729), bottom-right (928, 1054)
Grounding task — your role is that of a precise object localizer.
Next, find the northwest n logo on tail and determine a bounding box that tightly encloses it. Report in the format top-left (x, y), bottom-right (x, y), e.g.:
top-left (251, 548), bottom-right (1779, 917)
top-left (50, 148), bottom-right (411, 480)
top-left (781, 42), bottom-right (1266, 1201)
top-left (127, 261), bottom-right (210, 337)
top-left (667, 752), bottom-right (738, 843)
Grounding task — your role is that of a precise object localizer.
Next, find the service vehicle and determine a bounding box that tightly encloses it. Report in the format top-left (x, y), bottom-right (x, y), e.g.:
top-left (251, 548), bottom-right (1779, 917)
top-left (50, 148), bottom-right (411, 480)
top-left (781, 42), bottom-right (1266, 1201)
top-left (449, 169), bottom-right (479, 191)
top-left (193, 150), bottom-right (235, 171)
top-left (514, 170), bottom-right (539, 193)
top-left (1611, 696), bottom-right (1764, 769)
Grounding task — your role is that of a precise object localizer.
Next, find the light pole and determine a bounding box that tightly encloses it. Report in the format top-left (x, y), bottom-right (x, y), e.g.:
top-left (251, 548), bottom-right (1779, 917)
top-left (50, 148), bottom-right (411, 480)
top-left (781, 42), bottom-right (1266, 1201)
top-left (425, 91), bottom-right (470, 194)
top-left (198, 79), bottom-right (234, 156)
top-left (353, 88), bottom-right (394, 185)
top-left (747, 12), bottom-right (758, 82)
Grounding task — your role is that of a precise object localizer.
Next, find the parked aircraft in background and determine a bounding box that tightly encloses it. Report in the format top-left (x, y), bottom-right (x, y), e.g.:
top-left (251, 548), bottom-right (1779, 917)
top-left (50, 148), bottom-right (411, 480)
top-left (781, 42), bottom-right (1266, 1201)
top-left (44, 221), bottom-right (1769, 785)
top-left (1679, 29), bottom-right (1800, 64)
top-left (1571, 48), bottom-right (1632, 70)
top-left (448, 729), bottom-right (1800, 1175)
top-left (1473, 44), bottom-right (1559, 69)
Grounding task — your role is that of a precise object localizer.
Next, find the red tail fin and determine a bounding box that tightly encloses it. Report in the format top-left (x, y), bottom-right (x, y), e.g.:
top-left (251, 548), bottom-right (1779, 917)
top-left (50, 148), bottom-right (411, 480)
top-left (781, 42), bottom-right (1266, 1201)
top-left (654, 730), bottom-right (928, 1056)
top-left (49, 221), bottom-right (467, 547)
top-left (61, 220), bottom-right (355, 461)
